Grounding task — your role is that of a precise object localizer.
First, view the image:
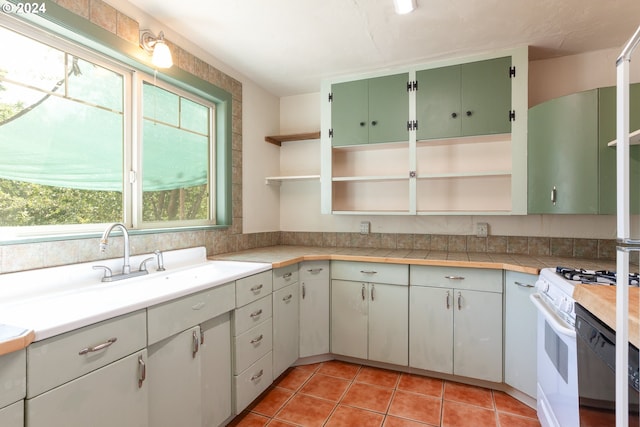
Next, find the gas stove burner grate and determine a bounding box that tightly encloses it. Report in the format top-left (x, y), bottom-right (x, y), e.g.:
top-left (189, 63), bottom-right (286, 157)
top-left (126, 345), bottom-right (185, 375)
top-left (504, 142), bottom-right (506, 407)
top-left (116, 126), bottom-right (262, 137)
top-left (555, 266), bottom-right (639, 286)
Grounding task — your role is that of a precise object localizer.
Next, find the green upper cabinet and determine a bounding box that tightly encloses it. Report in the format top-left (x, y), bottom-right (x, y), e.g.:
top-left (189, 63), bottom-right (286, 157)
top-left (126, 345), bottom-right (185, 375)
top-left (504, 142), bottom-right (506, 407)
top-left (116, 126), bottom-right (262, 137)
top-left (416, 57), bottom-right (512, 140)
top-left (598, 84), bottom-right (640, 214)
top-left (528, 90), bottom-right (599, 214)
top-left (330, 73), bottom-right (409, 146)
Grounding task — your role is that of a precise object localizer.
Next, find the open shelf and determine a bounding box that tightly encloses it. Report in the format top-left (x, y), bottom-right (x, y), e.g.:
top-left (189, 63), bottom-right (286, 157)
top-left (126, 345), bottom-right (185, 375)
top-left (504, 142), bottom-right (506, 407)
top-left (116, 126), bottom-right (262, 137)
top-left (265, 175), bottom-right (320, 184)
top-left (265, 132), bottom-right (321, 146)
top-left (607, 128), bottom-right (640, 146)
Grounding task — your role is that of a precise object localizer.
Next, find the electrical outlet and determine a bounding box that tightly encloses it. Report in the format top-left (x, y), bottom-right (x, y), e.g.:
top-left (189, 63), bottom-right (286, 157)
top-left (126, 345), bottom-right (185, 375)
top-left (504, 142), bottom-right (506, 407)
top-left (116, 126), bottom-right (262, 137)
top-left (360, 221), bottom-right (370, 235)
top-left (476, 223), bottom-right (488, 237)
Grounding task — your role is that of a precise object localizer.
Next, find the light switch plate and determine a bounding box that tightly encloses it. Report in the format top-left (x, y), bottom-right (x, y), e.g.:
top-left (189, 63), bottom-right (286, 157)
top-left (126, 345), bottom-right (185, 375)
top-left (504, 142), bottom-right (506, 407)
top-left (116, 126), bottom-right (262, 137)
top-left (360, 221), bottom-right (370, 235)
top-left (476, 223), bottom-right (488, 237)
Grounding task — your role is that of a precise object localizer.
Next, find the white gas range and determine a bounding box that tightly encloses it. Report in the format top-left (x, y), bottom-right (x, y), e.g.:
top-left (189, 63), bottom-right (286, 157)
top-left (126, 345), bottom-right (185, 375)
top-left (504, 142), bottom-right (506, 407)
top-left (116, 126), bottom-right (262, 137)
top-left (531, 266), bottom-right (639, 427)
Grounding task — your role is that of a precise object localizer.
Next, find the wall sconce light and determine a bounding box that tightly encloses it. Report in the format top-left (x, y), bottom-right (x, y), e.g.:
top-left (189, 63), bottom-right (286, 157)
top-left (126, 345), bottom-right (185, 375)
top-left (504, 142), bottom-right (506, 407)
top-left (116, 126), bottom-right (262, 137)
top-left (139, 29), bottom-right (173, 69)
top-left (393, 0), bottom-right (416, 14)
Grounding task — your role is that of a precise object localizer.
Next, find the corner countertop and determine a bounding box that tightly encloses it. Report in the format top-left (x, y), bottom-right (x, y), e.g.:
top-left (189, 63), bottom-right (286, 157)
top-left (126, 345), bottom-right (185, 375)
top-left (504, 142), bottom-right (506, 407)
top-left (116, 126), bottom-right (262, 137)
top-left (210, 245), bottom-right (619, 275)
top-left (0, 324), bottom-right (35, 357)
top-left (573, 284), bottom-right (640, 348)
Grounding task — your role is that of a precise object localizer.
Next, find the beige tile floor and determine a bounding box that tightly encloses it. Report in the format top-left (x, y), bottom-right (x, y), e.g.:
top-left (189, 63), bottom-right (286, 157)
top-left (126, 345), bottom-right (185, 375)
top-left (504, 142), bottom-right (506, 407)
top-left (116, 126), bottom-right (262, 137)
top-left (228, 360), bottom-right (540, 427)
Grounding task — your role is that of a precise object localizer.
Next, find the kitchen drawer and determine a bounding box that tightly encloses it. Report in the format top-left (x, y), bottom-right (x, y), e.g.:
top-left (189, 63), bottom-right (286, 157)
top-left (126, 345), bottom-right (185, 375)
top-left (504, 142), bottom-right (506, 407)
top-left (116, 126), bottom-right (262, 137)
top-left (147, 281), bottom-right (235, 345)
top-left (25, 350), bottom-right (148, 427)
top-left (410, 265), bottom-right (502, 293)
top-left (0, 350), bottom-right (25, 409)
top-left (234, 318), bottom-right (272, 375)
top-left (273, 264), bottom-right (298, 291)
top-left (300, 260), bottom-right (330, 281)
top-left (236, 271), bottom-right (273, 308)
top-left (27, 310), bottom-right (146, 398)
top-left (331, 261), bottom-right (408, 285)
top-left (233, 294), bottom-right (272, 337)
top-left (0, 400), bottom-right (23, 427)
top-left (234, 351), bottom-right (272, 414)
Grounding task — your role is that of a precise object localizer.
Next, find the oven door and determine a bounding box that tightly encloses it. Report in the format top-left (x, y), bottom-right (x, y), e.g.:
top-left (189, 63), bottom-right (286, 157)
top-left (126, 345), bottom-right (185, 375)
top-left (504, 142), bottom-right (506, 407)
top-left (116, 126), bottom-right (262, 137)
top-left (531, 293), bottom-right (580, 427)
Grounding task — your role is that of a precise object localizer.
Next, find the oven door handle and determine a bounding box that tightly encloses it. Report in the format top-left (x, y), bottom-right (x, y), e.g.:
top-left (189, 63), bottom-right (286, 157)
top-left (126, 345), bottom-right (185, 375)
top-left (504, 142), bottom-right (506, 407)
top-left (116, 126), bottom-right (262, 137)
top-left (530, 293), bottom-right (576, 338)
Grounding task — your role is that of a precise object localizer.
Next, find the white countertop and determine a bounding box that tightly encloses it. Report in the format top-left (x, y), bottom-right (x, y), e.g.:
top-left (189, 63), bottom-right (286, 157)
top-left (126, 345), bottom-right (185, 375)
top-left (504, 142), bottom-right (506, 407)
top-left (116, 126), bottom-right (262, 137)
top-left (0, 247), bottom-right (271, 342)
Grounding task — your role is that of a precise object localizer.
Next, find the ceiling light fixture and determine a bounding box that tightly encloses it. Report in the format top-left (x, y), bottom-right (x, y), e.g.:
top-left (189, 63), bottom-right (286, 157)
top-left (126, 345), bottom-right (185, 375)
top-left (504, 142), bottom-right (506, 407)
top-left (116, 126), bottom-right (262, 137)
top-left (393, 0), bottom-right (416, 14)
top-left (139, 29), bottom-right (173, 69)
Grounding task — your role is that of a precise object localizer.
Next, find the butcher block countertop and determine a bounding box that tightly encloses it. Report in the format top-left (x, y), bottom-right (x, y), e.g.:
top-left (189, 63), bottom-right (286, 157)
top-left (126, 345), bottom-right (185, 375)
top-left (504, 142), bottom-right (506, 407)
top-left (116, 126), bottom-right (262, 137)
top-left (574, 284), bottom-right (640, 348)
top-left (211, 245), bottom-right (620, 275)
top-left (0, 324), bottom-right (34, 357)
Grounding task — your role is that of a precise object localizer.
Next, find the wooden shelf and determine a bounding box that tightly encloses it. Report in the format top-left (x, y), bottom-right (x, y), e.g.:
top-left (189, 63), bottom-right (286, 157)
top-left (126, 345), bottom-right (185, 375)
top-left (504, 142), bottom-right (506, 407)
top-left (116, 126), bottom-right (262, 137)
top-left (265, 132), bottom-right (321, 146)
top-left (607, 128), bottom-right (640, 146)
top-left (265, 175), bottom-right (320, 184)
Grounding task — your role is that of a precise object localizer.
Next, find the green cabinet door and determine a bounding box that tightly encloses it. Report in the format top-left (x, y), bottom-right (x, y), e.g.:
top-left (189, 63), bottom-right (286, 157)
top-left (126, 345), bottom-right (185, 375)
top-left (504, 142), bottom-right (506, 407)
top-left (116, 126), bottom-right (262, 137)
top-left (368, 73), bottom-right (410, 144)
top-left (461, 56), bottom-right (512, 136)
top-left (416, 57), bottom-right (511, 140)
top-left (598, 84), bottom-right (640, 214)
top-left (527, 90), bottom-right (599, 214)
top-left (331, 79), bottom-right (369, 146)
top-left (416, 66), bottom-right (461, 140)
top-left (331, 73), bottom-right (409, 146)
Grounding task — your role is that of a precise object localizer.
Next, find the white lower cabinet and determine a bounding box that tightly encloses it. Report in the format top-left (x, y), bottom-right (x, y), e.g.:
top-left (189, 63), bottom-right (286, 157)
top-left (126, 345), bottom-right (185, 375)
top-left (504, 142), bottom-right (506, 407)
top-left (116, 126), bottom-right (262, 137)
top-left (409, 266), bottom-right (503, 382)
top-left (299, 261), bottom-right (330, 357)
top-left (504, 271), bottom-right (537, 397)
top-left (273, 282), bottom-right (299, 378)
top-left (201, 314), bottom-right (233, 427)
top-left (0, 400), bottom-right (23, 427)
top-left (331, 268), bottom-right (409, 366)
top-left (26, 350), bottom-right (148, 427)
top-left (0, 349), bottom-right (26, 427)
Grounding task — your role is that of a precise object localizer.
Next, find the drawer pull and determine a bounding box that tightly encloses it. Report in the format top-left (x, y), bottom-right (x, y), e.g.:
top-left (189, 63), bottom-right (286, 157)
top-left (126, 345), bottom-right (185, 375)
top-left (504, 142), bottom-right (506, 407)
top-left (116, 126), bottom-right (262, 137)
top-left (250, 284), bottom-right (264, 292)
top-left (283, 294), bottom-right (293, 302)
top-left (515, 281), bottom-right (535, 288)
top-left (283, 272), bottom-right (293, 279)
top-left (445, 275), bottom-right (465, 280)
top-left (78, 337), bottom-right (117, 355)
top-left (192, 330), bottom-right (199, 358)
top-left (360, 270), bottom-right (378, 275)
top-left (250, 309), bottom-right (263, 318)
top-left (307, 268), bottom-right (323, 273)
top-left (191, 302), bottom-right (206, 310)
top-left (250, 369), bottom-right (264, 381)
top-left (250, 334), bottom-right (264, 344)
top-left (138, 355), bottom-right (146, 388)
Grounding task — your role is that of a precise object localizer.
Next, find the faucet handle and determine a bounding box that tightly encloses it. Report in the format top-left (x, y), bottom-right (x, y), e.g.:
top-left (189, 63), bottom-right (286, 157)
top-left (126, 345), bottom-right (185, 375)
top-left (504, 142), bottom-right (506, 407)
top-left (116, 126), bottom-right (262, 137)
top-left (139, 257), bottom-right (155, 272)
top-left (93, 265), bottom-right (113, 282)
top-left (154, 250), bottom-right (166, 271)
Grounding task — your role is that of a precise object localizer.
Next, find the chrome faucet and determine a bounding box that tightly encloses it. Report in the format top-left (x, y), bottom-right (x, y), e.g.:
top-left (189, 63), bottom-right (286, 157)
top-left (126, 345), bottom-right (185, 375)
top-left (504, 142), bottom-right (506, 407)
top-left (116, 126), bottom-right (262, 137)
top-left (100, 223), bottom-right (131, 274)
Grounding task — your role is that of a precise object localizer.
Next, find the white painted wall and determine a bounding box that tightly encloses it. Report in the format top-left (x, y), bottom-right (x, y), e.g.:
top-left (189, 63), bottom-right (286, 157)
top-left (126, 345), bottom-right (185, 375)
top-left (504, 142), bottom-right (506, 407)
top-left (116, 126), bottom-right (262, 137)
top-left (271, 48), bottom-right (640, 239)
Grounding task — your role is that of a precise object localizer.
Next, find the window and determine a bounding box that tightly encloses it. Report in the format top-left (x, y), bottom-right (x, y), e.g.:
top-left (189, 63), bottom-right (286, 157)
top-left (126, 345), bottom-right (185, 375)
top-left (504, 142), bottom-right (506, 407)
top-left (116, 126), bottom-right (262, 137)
top-left (0, 19), bottom-right (227, 240)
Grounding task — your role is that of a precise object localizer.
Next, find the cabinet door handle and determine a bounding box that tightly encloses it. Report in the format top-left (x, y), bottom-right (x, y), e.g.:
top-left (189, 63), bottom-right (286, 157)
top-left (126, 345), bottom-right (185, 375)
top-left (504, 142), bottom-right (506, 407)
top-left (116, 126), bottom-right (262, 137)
top-left (250, 309), bottom-right (263, 318)
top-left (138, 354), bottom-right (146, 388)
top-left (251, 369), bottom-right (264, 381)
top-left (283, 294), bottom-right (293, 302)
top-left (250, 284), bottom-right (263, 292)
top-left (192, 330), bottom-right (199, 358)
top-left (457, 292), bottom-right (462, 310)
top-left (283, 272), bottom-right (293, 279)
top-left (359, 121), bottom-right (366, 127)
top-left (451, 112), bottom-right (458, 118)
top-left (361, 284), bottom-right (366, 300)
top-left (551, 186), bottom-right (557, 205)
top-left (371, 284), bottom-right (375, 301)
top-left (360, 270), bottom-right (378, 275)
top-left (78, 337), bottom-right (117, 355)
top-left (466, 110), bottom-right (473, 117)
top-left (250, 334), bottom-right (264, 344)
top-left (515, 281), bottom-right (535, 288)
top-left (371, 120), bottom-right (378, 126)
top-left (307, 268), bottom-right (323, 273)
top-left (446, 291), bottom-right (451, 309)
top-left (200, 329), bottom-right (205, 345)
top-left (445, 275), bottom-right (465, 280)
top-left (302, 284), bottom-right (306, 299)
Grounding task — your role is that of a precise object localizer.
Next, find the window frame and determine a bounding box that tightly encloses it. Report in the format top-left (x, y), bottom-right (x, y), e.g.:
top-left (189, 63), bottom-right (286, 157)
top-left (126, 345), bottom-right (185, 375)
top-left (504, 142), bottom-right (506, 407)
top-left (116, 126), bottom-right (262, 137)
top-left (0, 3), bottom-right (233, 243)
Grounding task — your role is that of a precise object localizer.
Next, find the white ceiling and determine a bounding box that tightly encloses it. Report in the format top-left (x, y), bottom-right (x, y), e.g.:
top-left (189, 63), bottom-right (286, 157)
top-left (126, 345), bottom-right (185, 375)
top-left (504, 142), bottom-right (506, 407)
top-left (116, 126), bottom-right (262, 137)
top-left (123, 0), bottom-right (640, 96)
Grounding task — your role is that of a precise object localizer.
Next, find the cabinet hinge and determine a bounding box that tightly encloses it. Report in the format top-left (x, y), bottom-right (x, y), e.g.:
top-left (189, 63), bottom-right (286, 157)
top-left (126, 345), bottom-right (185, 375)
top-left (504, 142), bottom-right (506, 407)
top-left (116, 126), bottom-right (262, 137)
top-left (328, 92), bottom-right (333, 102)
top-left (509, 66), bottom-right (516, 78)
top-left (407, 120), bottom-right (418, 131)
top-left (508, 110), bottom-right (516, 122)
top-left (406, 80), bottom-right (418, 91)
top-left (329, 128), bottom-right (334, 138)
